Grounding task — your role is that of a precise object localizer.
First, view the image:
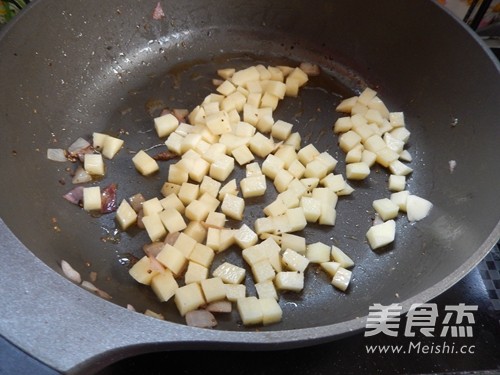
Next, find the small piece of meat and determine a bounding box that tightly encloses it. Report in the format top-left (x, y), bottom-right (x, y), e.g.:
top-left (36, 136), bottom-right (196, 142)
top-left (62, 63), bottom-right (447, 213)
top-left (152, 2), bottom-right (165, 20)
top-left (101, 183), bottom-right (118, 213)
top-left (152, 151), bottom-right (178, 161)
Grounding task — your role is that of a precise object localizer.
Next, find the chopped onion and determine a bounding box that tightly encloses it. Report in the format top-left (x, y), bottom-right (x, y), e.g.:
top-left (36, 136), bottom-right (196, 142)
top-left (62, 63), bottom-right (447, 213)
top-left (299, 62), bottom-right (320, 76)
top-left (449, 160), bottom-right (457, 173)
top-left (101, 183), bottom-right (118, 213)
top-left (143, 241), bottom-right (165, 257)
top-left (67, 137), bottom-right (91, 154)
top-left (61, 260), bottom-right (82, 284)
top-left (164, 231), bottom-right (180, 246)
top-left (185, 310), bottom-right (217, 328)
top-left (148, 255), bottom-right (166, 272)
top-left (152, 1), bottom-right (165, 20)
top-left (63, 186), bottom-right (84, 205)
top-left (72, 166), bottom-right (92, 184)
top-left (47, 148), bottom-right (68, 162)
top-left (81, 280), bottom-right (112, 300)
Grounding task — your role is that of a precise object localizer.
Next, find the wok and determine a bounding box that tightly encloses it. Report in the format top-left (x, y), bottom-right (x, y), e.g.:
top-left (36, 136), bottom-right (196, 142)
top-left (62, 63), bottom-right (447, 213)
top-left (0, 0), bottom-right (499, 373)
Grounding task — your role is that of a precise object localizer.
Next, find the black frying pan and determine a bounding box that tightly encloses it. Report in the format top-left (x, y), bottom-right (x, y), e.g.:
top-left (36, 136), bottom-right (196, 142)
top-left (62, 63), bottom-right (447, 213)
top-left (0, 0), bottom-right (499, 373)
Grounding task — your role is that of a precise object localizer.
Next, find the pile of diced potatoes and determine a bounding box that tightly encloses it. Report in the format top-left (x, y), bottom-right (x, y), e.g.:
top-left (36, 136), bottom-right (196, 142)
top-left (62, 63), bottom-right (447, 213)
top-left (109, 62), bottom-right (432, 328)
top-left (333, 89), bottom-right (432, 250)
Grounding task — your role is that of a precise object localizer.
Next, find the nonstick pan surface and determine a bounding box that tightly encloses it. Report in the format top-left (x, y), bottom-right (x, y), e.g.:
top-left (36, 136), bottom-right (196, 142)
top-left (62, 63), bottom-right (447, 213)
top-left (0, 0), bottom-right (499, 373)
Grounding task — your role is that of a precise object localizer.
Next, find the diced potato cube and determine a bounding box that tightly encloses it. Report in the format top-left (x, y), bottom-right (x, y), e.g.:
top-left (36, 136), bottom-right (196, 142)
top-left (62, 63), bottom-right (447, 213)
top-left (255, 280), bottom-right (278, 300)
top-left (202, 143), bottom-right (227, 164)
top-left (160, 193), bottom-right (185, 214)
top-left (304, 159), bottom-right (329, 179)
top-left (372, 198), bottom-right (399, 221)
top-left (399, 149), bottom-right (412, 162)
top-left (390, 190), bottom-right (410, 212)
top-left (205, 211), bottom-right (226, 228)
top-left (320, 261), bottom-right (341, 277)
top-left (275, 271), bottom-right (304, 292)
top-left (221, 193), bottom-right (245, 221)
top-left (274, 169), bottom-right (294, 193)
top-left (116, 199), bottom-right (137, 230)
top-left (240, 175), bottom-right (267, 198)
top-left (206, 227), bottom-right (221, 252)
top-left (406, 195), bottom-right (433, 222)
top-left (357, 87), bottom-right (377, 106)
top-left (279, 233), bottom-right (305, 255)
top-left (243, 103), bottom-right (259, 126)
top-left (132, 150), bottom-right (159, 176)
top-left (232, 145), bottom-right (255, 166)
top-left (364, 108), bottom-right (385, 126)
top-left (248, 132), bottom-right (275, 158)
top-left (389, 112), bottom-right (405, 128)
top-left (212, 262), bottom-right (246, 284)
top-left (151, 270), bottom-right (179, 302)
top-left (216, 79), bottom-right (236, 96)
top-left (389, 160), bottom-right (413, 176)
top-left (161, 182), bottom-right (181, 197)
top-left (154, 113), bottom-right (179, 137)
top-left (185, 200), bottom-right (211, 222)
top-left (306, 242), bottom-right (331, 263)
top-left (345, 144), bottom-right (363, 164)
top-left (277, 189), bottom-right (301, 208)
top-left (205, 110), bottom-right (232, 135)
top-left (376, 147), bottom-right (400, 168)
top-left (263, 198), bottom-right (288, 217)
top-left (285, 207), bottom-right (307, 232)
top-left (321, 174), bottom-right (346, 193)
top-left (260, 92), bottom-right (280, 110)
top-left (288, 159), bottom-right (306, 179)
top-left (189, 157), bottom-right (210, 183)
top-left (331, 267), bottom-right (352, 292)
top-left (281, 249), bottom-right (310, 272)
top-left (218, 179), bottom-right (238, 200)
top-left (174, 283), bottom-right (206, 316)
top-left (221, 91), bottom-right (247, 112)
top-left (129, 256), bottom-right (160, 285)
top-left (101, 135), bottom-right (124, 159)
top-left (165, 132), bottom-right (184, 155)
top-left (251, 259), bottom-right (276, 283)
top-left (159, 207), bottom-right (187, 233)
top-left (199, 175), bottom-right (221, 198)
top-left (173, 232), bottom-right (197, 258)
top-left (284, 132), bottom-right (302, 150)
top-left (189, 243), bottom-right (215, 268)
top-left (234, 223), bottom-right (258, 249)
top-left (288, 67), bottom-right (309, 86)
top-left (361, 149), bottom-right (377, 167)
top-left (331, 246), bottom-right (355, 268)
top-left (183, 221), bottom-right (207, 244)
top-left (262, 154), bottom-right (285, 180)
top-left (201, 277), bottom-right (226, 303)
top-left (219, 229), bottom-right (236, 252)
top-left (178, 182), bottom-right (199, 205)
top-left (256, 113), bottom-right (275, 133)
top-left (209, 154), bottom-right (235, 182)
top-left (83, 186), bottom-right (101, 211)
top-left (198, 192), bottom-right (220, 213)
top-left (271, 120), bottom-right (293, 140)
top-left (156, 244), bottom-right (188, 276)
top-left (237, 296), bottom-right (263, 326)
top-left (245, 162), bottom-right (262, 177)
top-left (184, 262), bottom-right (209, 284)
top-left (297, 144), bottom-right (320, 165)
top-left (390, 127), bottom-right (411, 143)
top-left (366, 219), bottom-right (396, 250)
top-left (384, 132), bottom-right (405, 154)
top-left (92, 132), bottom-right (107, 151)
top-left (259, 297), bottom-right (283, 325)
top-left (142, 197), bottom-right (163, 217)
top-left (285, 76), bottom-right (300, 97)
top-left (142, 214), bottom-right (167, 242)
top-left (271, 215), bottom-right (292, 235)
top-left (217, 68), bottom-right (235, 80)
top-left (231, 66), bottom-right (260, 86)
top-left (225, 283), bottom-right (246, 302)
top-left (338, 131), bottom-right (361, 153)
top-left (84, 154), bottom-right (105, 176)
top-left (335, 96), bottom-right (358, 113)
top-left (333, 116), bottom-right (353, 133)
top-left (346, 162), bottom-right (370, 180)
top-left (287, 178), bottom-right (307, 197)
top-left (368, 96), bottom-right (390, 119)
top-left (388, 174), bottom-right (406, 192)
top-left (254, 215), bottom-right (273, 234)
top-left (274, 145), bottom-right (297, 169)
top-left (242, 244), bottom-right (267, 266)
top-left (316, 152), bottom-right (338, 173)
top-left (364, 134), bottom-right (386, 153)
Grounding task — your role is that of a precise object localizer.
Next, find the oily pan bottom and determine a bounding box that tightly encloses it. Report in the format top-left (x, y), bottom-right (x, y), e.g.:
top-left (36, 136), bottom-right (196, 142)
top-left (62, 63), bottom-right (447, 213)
top-left (0, 0), bottom-right (499, 342)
